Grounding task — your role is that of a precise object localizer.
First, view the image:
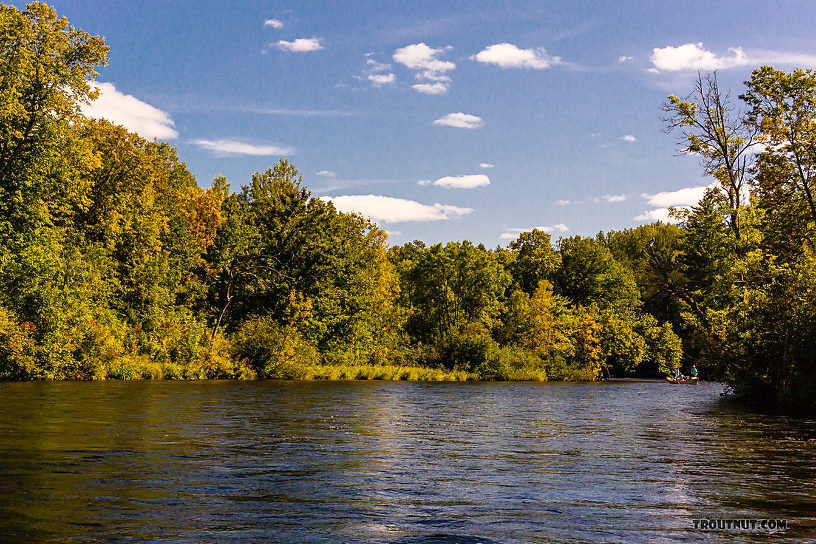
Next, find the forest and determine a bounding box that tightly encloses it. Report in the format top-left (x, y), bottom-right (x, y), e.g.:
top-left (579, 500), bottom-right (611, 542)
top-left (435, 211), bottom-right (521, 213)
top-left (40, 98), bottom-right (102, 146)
top-left (1, 4), bottom-right (814, 412)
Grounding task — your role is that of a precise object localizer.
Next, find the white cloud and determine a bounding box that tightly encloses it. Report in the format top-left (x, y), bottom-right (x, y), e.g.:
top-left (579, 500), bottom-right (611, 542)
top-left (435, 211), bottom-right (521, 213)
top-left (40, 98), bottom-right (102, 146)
top-left (636, 183), bottom-right (718, 224)
top-left (473, 43), bottom-right (561, 69)
top-left (500, 224), bottom-right (569, 239)
top-left (651, 43), bottom-right (745, 71)
top-left (394, 43), bottom-right (455, 94)
top-left (393, 43), bottom-right (455, 77)
top-left (618, 56), bottom-right (633, 62)
top-left (323, 195), bottom-right (472, 223)
top-left (276, 38), bottom-right (322, 52)
top-left (412, 82), bottom-right (449, 95)
top-left (646, 68), bottom-right (660, 74)
top-left (433, 112), bottom-right (483, 129)
top-left (367, 59), bottom-right (391, 72)
top-left (480, 163), bottom-right (494, 169)
top-left (600, 194), bottom-right (626, 203)
top-left (191, 139), bottom-right (293, 156)
top-left (316, 170), bottom-right (337, 177)
top-left (364, 57), bottom-right (395, 87)
top-left (368, 73), bottom-right (395, 86)
top-left (642, 184), bottom-right (713, 207)
top-left (264, 19), bottom-right (283, 29)
top-left (81, 82), bottom-right (178, 140)
top-left (634, 208), bottom-right (682, 224)
top-left (556, 199), bottom-right (571, 206)
top-left (623, 134), bottom-right (636, 142)
top-left (650, 42), bottom-right (816, 72)
top-left (427, 174), bottom-right (490, 189)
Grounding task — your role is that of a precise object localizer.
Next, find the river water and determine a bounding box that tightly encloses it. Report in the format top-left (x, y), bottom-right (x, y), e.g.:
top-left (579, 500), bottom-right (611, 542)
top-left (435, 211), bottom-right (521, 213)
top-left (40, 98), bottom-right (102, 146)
top-left (0, 380), bottom-right (814, 543)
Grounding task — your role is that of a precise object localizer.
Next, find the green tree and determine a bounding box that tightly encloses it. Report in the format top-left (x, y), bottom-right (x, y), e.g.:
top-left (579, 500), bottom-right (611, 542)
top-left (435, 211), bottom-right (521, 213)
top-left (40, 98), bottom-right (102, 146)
top-left (662, 71), bottom-right (759, 240)
top-left (0, 2), bottom-right (107, 229)
top-left (506, 229), bottom-right (561, 295)
top-left (554, 236), bottom-right (640, 313)
top-left (601, 223), bottom-right (686, 324)
top-left (742, 66), bottom-right (816, 245)
top-left (400, 241), bottom-right (510, 345)
top-left (206, 159), bottom-right (403, 362)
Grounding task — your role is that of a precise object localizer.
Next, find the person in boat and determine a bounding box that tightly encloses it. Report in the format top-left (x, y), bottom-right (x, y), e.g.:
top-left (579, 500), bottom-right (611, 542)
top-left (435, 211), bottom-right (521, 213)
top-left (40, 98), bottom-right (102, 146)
top-left (672, 367), bottom-right (684, 380)
top-left (690, 365), bottom-right (698, 379)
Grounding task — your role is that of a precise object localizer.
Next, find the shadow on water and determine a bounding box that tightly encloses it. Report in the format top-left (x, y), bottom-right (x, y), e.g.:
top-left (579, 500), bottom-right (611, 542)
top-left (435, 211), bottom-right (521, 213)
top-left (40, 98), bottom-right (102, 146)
top-left (0, 380), bottom-right (814, 543)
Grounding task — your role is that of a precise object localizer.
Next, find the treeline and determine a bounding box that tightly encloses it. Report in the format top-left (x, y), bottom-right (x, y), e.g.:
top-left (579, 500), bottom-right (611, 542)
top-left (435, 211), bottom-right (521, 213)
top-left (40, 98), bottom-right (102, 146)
top-left (1, 4), bottom-right (815, 411)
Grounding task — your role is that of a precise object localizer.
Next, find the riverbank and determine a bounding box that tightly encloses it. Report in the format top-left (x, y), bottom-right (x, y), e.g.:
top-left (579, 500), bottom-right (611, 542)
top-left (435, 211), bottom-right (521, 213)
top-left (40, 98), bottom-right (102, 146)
top-left (53, 356), bottom-right (555, 382)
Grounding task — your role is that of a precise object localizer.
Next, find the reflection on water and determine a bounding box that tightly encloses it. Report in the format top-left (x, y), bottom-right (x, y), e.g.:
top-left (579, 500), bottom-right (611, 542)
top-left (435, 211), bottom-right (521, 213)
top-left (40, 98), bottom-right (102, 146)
top-left (0, 380), bottom-right (814, 543)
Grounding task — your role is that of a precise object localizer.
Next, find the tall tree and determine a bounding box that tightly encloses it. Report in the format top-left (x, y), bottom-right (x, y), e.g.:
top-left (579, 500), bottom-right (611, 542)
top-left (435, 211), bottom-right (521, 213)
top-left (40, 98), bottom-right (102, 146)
top-left (742, 66), bottom-right (816, 245)
top-left (506, 229), bottom-right (561, 295)
top-left (554, 236), bottom-right (640, 313)
top-left (206, 159), bottom-right (401, 359)
top-left (0, 2), bottom-right (107, 213)
top-left (662, 71), bottom-right (759, 241)
top-left (401, 241), bottom-right (510, 344)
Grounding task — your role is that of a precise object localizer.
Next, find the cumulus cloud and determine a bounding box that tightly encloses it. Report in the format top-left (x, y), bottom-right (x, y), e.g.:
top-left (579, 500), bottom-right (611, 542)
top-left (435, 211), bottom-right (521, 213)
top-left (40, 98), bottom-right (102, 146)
top-left (433, 112), bottom-right (483, 129)
top-left (618, 56), bottom-right (633, 62)
top-left (393, 43), bottom-right (455, 78)
top-left (420, 174), bottom-right (490, 189)
top-left (650, 42), bottom-right (816, 72)
top-left (500, 224), bottom-right (569, 239)
top-left (623, 135), bottom-right (636, 142)
top-left (316, 170), bottom-right (337, 177)
top-left (599, 194), bottom-right (626, 203)
top-left (81, 82), bottom-right (178, 140)
top-left (412, 83), bottom-right (449, 95)
top-left (368, 73), bottom-right (395, 86)
top-left (480, 163), bottom-right (494, 169)
top-left (323, 195), bottom-right (472, 223)
top-left (367, 59), bottom-right (391, 72)
top-left (364, 57), bottom-right (395, 87)
top-left (276, 38), bottom-right (322, 52)
top-left (264, 19), bottom-right (283, 29)
top-left (642, 184), bottom-right (713, 207)
top-left (191, 139), bottom-right (293, 156)
top-left (473, 43), bottom-right (561, 69)
top-left (394, 43), bottom-right (455, 94)
top-left (634, 208), bottom-right (681, 223)
top-left (651, 43), bottom-right (745, 71)
top-left (635, 183), bottom-right (717, 224)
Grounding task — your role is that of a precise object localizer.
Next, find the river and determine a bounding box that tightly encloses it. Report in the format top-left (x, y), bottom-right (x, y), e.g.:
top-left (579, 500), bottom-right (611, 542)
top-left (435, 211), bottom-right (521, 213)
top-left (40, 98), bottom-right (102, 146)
top-left (0, 380), bottom-right (814, 543)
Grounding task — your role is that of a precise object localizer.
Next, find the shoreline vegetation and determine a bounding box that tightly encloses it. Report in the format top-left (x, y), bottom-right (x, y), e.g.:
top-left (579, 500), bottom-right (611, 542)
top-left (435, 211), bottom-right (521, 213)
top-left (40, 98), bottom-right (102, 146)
top-left (1, 4), bottom-right (814, 413)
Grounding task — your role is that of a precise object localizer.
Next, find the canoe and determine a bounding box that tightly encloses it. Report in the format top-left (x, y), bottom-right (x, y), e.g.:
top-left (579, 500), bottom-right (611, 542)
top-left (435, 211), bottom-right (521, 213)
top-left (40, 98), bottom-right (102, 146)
top-left (666, 376), bottom-right (698, 384)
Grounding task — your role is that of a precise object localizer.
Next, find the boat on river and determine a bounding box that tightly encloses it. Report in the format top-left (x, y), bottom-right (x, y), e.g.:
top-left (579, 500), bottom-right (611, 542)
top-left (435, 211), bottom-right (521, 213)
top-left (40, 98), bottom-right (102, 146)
top-left (666, 376), bottom-right (699, 385)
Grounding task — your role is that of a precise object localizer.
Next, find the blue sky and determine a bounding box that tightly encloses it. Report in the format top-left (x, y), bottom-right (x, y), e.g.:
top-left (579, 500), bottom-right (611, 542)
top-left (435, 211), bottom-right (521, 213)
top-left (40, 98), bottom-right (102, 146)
top-left (24, 1), bottom-right (816, 246)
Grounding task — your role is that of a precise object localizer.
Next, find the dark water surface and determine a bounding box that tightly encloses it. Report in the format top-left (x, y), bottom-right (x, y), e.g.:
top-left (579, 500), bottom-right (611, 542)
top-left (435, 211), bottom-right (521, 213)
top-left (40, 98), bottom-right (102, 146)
top-left (0, 380), bottom-right (814, 543)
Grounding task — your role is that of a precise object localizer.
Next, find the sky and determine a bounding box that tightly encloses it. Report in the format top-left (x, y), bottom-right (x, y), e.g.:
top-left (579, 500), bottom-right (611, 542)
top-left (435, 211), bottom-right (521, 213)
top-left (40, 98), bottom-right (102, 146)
top-left (18, 0), bottom-right (816, 247)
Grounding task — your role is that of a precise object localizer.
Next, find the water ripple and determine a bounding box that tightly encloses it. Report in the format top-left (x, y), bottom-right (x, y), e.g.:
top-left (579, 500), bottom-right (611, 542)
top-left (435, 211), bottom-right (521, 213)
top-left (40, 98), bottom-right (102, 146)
top-left (0, 380), bottom-right (814, 543)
